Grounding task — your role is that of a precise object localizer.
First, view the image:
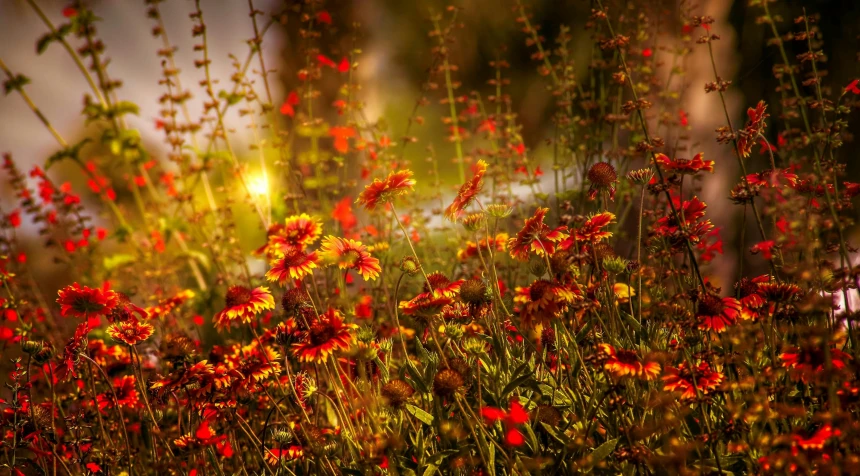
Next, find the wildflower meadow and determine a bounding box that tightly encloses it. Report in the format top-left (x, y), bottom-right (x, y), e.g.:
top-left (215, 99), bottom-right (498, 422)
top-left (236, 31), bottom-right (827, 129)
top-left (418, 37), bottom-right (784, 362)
top-left (1, 0), bottom-right (860, 474)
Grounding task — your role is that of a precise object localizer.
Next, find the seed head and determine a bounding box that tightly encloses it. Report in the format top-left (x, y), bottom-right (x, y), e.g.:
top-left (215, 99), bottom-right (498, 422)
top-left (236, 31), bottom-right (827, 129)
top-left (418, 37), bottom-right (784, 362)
top-left (588, 162), bottom-right (618, 187)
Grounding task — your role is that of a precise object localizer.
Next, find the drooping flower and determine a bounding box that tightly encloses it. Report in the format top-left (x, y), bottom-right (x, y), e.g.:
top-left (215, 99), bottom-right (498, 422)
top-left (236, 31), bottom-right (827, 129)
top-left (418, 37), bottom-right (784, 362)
top-left (57, 283), bottom-right (119, 318)
top-left (399, 291), bottom-right (453, 319)
top-left (573, 212), bottom-right (616, 244)
top-left (654, 152), bottom-right (714, 175)
top-left (107, 319), bottom-right (155, 346)
top-left (780, 346), bottom-right (851, 383)
top-left (445, 160), bottom-right (488, 220)
top-left (264, 446), bottom-right (304, 465)
top-left (507, 208), bottom-right (567, 261)
top-left (586, 162), bottom-right (618, 201)
top-left (736, 101), bottom-right (769, 158)
top-left (292, 309), bottom-right (353, 363)
top-left (696, 294), bottom-right (742, 333)
top-left (662, 362), bottom-right (724, 400)
top-left (735, 276), bottom-right (768, 320)
top-left (480, 399), bottom-right (530, 446)
top-left (424, 272), bottom-right (464, 297)
top-left (318, 236), bottom-right (381, 281)
top-left (266, 248), bottom-right (319, 285)
top-left (356, 170), bottom-right (416, 210)
top-left (598, 343), bottom-right (661, 380)
top-left (213, 286), bottom-right (275, 330)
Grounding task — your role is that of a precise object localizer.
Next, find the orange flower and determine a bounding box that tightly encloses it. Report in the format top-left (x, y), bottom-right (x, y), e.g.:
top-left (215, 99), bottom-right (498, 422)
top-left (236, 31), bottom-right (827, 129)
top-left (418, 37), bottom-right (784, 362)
top-left (507, 208), bottom-right (567, 261)
top-left (144, 289), bottom-right (195, 319)
top-left (574, 212), bottom-right (615, 243)
top-left (513, 280), bottom-right (579, 326)
top-left (107, 319), bottom-right (154, 345)
top-left (458, 233), bottom-right (508, 261)
top-left (258, 214), bottom-right (322, 256)
top-left (662, 362), bottom-right (723, 400)
top-left (655, 152), bottom-right (714, 175)
top-left (445, 160), bottom-right (487, 220)
top-left (213, 286), bottom-right (275, 330)
top-left (266, 248), bottom-right (319, 285)
top-left (599, 344), bottom-right (661, 380)
top-left (696, 294), bottom-right (742, 333)
top-left (319, 236), bottom-right (381, 281)
top-left (293, 309), bottom-right (353, 363)
top-left (57, 283), bottom-right (119, 318)
top-left (356, 170), bottom-right (416, 210)
top-left (399, 291), bottom-right (453, 318)
top-left (265, 446), bottom-right (304, 465)
top-left (424, 272), bottom-right (464, 297)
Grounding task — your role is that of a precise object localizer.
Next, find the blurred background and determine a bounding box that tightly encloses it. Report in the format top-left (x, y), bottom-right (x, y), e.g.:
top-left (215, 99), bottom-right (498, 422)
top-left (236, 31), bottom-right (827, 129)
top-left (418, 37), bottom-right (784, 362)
top-left (1, 0), bottom-right (859, 299)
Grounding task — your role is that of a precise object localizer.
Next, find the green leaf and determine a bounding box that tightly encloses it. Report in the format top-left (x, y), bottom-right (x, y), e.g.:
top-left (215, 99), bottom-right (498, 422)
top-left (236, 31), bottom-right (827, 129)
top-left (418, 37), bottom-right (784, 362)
top-left (36, 33), bottom-right (57, 55)
top-left (104, 253), bottom-right (135, 271)
top-left (584, 438), bottom-right (619, 470)
top-left (405, 404), bottom-right (434, 426)
top-left (180, 250), bottom-right (211, 272)
top-left (421, 464), bottom-right (438, 476)
top-left (45, 138), bottom-right (91, 170)
top-left (3, 74), bottom-right (31, 95)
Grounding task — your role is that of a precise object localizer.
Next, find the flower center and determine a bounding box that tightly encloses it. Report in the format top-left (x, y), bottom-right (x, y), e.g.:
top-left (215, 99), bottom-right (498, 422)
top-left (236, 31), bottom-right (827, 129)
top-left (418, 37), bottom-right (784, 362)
top-left (225, 285), bottom-right (252, 308)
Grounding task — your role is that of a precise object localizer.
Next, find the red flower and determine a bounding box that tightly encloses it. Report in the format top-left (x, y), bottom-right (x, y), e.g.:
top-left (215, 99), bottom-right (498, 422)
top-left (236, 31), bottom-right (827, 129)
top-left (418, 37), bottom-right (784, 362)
top-left (599, 343), bottom-right (661, 380)
top-left (662, 362), bottom-right (723, 400)
top-left (7, 210), bottom-right (21, 228)
top-left (793, 425), bottom-right (841, 450)
top-left (781, 346), bottom-right (851, 383)
top-left (445, 160), bottom-right (487, 220)
top-left (280, 91), bottom-right (300, 117)
top-left (213, 286), bottom-right (275, 330)
top-left (319, 236), bottom-right (381, 281)
top-left (332, 196), bottom-right (357, 231)
top-left (356, 170), bottom-right (416, 210)
top-left (655, 152), bottom-right (714, 175)
top-left (96, 375), bottom-right (139, 410)
top-left (293, 309), bottom-right (353, 363)
top-left (107, 319), bottom-right (154, 345)
top-left (736, 101), bottom-right (769, 158)
top-left (696, 294), bottom-right (742, 333)
top-left (316, 10), bottom-right (332, 24)
top-left (330, 126), bottom-right (356, 153)
top-left (507, 208), bottom-right (567, 261)
top-left (338, 57), bottom-right (350, 73)
top-left (845, 79), bottom-right (860, 95)
top-left (317, 54), bottom-right (336, 68)
top-left (57, 283), bottom-right (119, 319)
top-left (480, 399), bottom-right (530, 446)
top-left (750, 240), bottom-right (776, 260)
top-left (266, 248), bottom-right (319, 285)
top-left (654, 196), bottom-right (714, 244)
top-left (573, 212), bottom-right (615, 244)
